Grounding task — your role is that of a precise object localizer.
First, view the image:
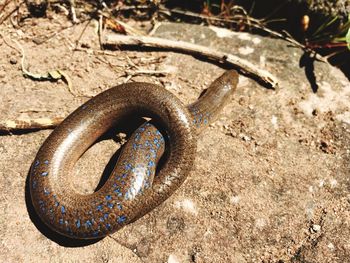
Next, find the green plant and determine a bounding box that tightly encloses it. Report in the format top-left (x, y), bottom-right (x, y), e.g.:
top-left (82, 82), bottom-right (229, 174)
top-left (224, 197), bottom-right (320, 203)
top-left (307, 15), bottom-right (350, 50)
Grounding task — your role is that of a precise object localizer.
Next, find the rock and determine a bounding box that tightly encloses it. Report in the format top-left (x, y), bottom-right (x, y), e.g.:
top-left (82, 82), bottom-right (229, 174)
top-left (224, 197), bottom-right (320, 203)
top-left (311, 224), bottom-right (321, 233)
top-left (9, 58), bottom-right (17, 65)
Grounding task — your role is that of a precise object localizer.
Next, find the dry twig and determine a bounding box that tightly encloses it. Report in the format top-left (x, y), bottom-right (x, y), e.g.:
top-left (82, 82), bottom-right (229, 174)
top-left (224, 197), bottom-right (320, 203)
top-left (0, 1), bottom-right (24, 26)
top-left (103, 34), bottom-right (279, 89)
top-left (69, 0), bottom-right (78, 23)
top-left (124, 69), bottom-right (170, 78)
top-left (0, 117), bottom-right (64, 132)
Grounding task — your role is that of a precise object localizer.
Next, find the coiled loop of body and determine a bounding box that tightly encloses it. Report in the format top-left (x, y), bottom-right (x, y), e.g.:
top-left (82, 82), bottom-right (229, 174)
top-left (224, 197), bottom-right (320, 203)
top-left (29, 70), bottom-right (238, 239)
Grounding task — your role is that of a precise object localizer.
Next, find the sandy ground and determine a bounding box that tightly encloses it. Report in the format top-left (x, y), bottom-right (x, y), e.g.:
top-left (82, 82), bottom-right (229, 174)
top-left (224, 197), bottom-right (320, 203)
top-left (0, 10), bottom-right (350, 263)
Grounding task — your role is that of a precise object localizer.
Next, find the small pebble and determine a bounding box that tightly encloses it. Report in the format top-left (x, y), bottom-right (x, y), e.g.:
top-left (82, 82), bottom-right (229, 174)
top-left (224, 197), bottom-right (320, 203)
top-left (10, 58), bottom-right (17, 64)
top-left (240, 134), bottom-right (251, 141)
top-left (327, 243), bottom-right (335, 250)
top-left (311, 224), bottom-right (321, 232)
top-left (81, 42), bottom-right (91, 49)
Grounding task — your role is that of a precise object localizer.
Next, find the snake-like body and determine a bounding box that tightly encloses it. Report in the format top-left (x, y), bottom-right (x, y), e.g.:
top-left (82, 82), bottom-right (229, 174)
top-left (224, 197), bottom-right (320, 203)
top-left (29, 70), bottom-right (239, 239)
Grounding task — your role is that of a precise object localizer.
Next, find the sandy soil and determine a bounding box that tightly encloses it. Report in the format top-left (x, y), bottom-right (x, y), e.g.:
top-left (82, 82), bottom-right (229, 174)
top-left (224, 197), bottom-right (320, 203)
top-left (0, 8), bottom-right (349, 263)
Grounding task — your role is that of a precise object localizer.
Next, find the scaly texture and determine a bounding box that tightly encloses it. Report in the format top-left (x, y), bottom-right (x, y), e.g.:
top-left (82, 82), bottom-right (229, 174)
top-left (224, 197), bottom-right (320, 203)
top-left (29, 70), bottom-right (239, 239)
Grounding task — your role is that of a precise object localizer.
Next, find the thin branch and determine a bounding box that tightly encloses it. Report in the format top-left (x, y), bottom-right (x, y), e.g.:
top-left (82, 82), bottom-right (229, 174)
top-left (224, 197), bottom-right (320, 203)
top-left (124, 69), bottom-right (171, 77)
top-left (74, 46), bottom-right (128, 58)
top-left (0, 0), bottom-right (12, 15)
top-left (103, 33), bottom-right (279, 89)
top-left (32, 21), bottom-right (87, 45)
top-left (0, 1), bottom-right (24, 26)
top-left (69, 0), bottom-right (78, 23)
top-left (0, 117), bottom-right (64, 132)
top-left (98, 14), bottom-right (103, 49)
top-left (75, 19), bottom-right (92, 48)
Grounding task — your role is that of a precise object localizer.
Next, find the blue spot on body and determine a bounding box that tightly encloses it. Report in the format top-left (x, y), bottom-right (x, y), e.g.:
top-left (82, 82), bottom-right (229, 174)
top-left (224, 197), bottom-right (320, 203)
top-left (59, 219), bottom-right (64, 225)
top-left (97, 205), bottom-right (103, 211)
top-left (117, 215), bottom-right (127, 224)
top-left (114, 188), bottom-right (121, 194)
top-left (54, 201), bottom-right (59, 207)
top-left (34, 160), bottom-right (40, 167)
top-left (107, 202), bottom-right (114, 209)
top-left (122, 173), bottom-right (127, 179)
top-left (43, 188), bottom-right (50, 195)
top-left (125, 163), bottom-right (132, 170)
top-left (105, 195), bottom-right (112, 201)
top-left (85, 220), bottom-right (92, 228)
top-left (44, 160), bottom-right (49, 165)
top-left (104, 213), bottom-right (109, 220)
top-left (32, 180), bottom-right (37, 189)
top-left (153, 138), bottom-right (159, 144)
top-left (106, 223), bottom-right (111, 230)
top-left (148, 161), bottom-right (155, 167)
top-left (76, 220), bottom-right (81, 228)
top-left (150, 149), bottom-right (156, 156)
top-left (61, 206), bottom-right (66, 214)
top-left (117, 203), bottom-right (122, 210)
top-left (41, 172), bottom-right (48, 177)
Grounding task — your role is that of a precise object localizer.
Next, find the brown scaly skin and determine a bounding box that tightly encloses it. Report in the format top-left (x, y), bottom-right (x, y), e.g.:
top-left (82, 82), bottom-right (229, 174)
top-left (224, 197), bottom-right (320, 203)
top-left (29, 70), bottom-right (239, 239)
